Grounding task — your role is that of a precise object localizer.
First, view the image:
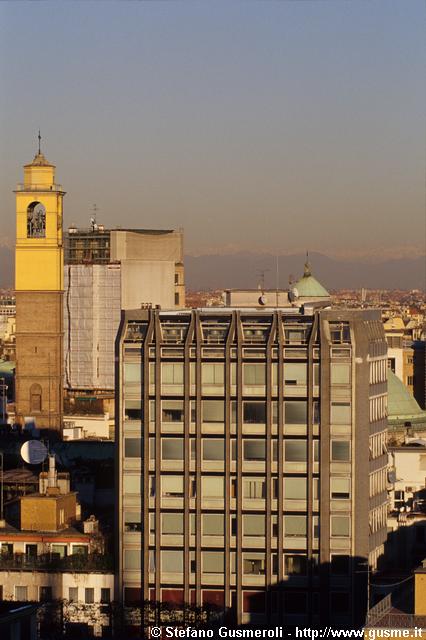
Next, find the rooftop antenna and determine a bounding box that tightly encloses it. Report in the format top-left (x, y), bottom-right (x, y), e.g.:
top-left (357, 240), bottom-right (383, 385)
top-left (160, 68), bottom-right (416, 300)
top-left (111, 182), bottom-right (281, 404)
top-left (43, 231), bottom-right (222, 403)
top-left (37, 130), bottom-right (41, 155)
top-left (275, 256), bottom-right (279, 307)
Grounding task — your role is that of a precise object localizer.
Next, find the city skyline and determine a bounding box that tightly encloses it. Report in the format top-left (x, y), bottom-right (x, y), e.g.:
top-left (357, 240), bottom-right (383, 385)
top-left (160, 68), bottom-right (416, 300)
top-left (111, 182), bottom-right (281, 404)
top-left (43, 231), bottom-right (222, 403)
top-left (0, 1), bottom-right (425, 259)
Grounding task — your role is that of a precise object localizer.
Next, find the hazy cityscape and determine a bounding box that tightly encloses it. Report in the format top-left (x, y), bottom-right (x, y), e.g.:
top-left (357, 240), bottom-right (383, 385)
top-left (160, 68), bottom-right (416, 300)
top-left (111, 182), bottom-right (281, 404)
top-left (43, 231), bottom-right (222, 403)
top-left (0, 1), bottom-right (425, 639)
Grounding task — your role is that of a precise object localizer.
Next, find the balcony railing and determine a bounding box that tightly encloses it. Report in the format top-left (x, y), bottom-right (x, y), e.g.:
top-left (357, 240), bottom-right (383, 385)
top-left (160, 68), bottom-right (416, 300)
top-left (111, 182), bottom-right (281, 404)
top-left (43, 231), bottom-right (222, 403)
top-left (15, 183), bottom-right (64, 192)
top-left (0, 552), bottom-right (113, 572)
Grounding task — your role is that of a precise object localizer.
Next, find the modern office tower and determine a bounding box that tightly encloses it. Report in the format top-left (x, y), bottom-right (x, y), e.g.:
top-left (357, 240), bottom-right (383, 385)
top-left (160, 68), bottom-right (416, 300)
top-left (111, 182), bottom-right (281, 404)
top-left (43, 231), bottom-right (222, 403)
top-left (14, 147), bottom-right (65, 430)
top-left (64, 225), bottom-right (185, 395)
top-left (116, 304), bottom-right (388, 629)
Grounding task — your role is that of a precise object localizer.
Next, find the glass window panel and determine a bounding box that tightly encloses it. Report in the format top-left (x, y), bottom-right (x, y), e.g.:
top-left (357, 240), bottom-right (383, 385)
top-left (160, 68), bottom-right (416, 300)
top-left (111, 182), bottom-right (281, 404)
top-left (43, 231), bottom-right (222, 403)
top-left (124, 362), bottom-right (141, 384)
top-left (331, 441), bottom-right (350, 461)
top-left (243, 364), bottom-right (266, 385)
top-left (202, 477), bottom-right (224, 497)
top-left (202, 514), bottom-right (224, 535)
top-left (284, 516), bottom-right (307, 536)
top-left (243, 479), bottom-right (266, 499)
top-left (331, 364), bottom-right (350, 385)
top-left (285, 402), bottom-right (307, 425)
top-left (284, 441), bottom-right (307, 462)
top-left (124, 512), bottom-right (142, 532)
top-left (162, 513), bottom-right (184, 534)
top-left (243, 440), bottom-right (266, 461)
top-left (284, 477), bottom-right (307, 500)
top-left (331, 402), bottom-right (351, 424)
top-left (203, 552), bottom-right (224, 573)
top-left (162, 476), bottom-right (184, 496)
top-left (162, 438), bottom-right (184, 460)
top-left (243, 402), bottom-right (266, 424)
top-left (331, 516), bottom-right (350, 537)
top-left (124, 400), bottom-right (142, 421)
top-left (162, 401), bottom-right (184, 422)
top-left (125, 438), bottom-right (141, 458)
top-left (203, 439), bottom-right (224, 460)
top-left (243, 554), bottom-right (266, 575)
top-left (284, 554), bottom-right (307, 575)
top-left (162, 362), bottom-right (184, 384)
top-left (124, 549), bottom-right (141, 569)
top-left (243, 514), bottom-right (265, 536)
top-left (202, 401), bottom-right (224, 423)
top-left (331, 477), bottom-right (351, 499)
top-left (202, 363), bottom-right (224, 384)
top-left (162, 550), bottom-right (183, 572)
top-left (284, 363), bottom-right (307, 385)
top-left (123, 475), bottom-right (140, 494)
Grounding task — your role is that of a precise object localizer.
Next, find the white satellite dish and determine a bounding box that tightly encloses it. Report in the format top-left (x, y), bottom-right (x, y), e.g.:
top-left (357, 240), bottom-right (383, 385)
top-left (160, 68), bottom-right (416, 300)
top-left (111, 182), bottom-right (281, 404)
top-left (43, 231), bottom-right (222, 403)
top-left (20, 440), bottom-right (48, 465)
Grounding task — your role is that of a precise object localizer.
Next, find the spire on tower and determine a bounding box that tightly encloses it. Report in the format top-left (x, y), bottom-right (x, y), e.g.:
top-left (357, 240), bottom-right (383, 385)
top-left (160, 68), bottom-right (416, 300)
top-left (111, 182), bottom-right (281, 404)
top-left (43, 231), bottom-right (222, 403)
top-left (38, 130), bottom-right (41, 155)
top-left (304, 251), bottom-right (311, 277)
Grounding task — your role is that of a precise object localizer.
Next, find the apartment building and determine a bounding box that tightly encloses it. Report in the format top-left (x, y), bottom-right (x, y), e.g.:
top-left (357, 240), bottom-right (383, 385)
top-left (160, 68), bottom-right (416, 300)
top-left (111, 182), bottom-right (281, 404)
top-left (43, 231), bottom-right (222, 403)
top-left (116, 305), bottom-right (388, 629)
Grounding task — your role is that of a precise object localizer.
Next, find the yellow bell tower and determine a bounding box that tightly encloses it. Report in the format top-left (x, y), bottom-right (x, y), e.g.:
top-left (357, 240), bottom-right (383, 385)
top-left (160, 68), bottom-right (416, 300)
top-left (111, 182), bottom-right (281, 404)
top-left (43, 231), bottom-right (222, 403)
top-left (14, 136), bottom-right (65, 431)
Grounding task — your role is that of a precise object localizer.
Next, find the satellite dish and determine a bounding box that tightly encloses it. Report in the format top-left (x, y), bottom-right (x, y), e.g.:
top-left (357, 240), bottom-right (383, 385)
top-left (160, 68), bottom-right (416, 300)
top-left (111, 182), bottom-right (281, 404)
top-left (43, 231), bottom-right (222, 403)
top-left (20, 440), bottom-right (48, 465)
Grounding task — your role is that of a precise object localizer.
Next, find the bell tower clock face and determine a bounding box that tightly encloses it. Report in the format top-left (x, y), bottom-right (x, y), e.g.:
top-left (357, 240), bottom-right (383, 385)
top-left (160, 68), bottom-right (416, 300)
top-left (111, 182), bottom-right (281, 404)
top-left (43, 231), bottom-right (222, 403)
top-left (27, 201), bottom-right (46, 238)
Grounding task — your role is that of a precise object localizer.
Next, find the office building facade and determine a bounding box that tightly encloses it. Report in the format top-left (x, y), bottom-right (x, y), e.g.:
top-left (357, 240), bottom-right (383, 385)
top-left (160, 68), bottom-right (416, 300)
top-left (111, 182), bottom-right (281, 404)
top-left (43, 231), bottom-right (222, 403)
top-left (116, 306), bottom-right (388, 628)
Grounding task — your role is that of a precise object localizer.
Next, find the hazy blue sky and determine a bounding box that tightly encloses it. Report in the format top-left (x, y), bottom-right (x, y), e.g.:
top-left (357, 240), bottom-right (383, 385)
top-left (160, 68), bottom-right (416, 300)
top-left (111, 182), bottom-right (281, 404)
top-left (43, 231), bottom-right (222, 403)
top-left (0, 1), bottom-right (424, 258)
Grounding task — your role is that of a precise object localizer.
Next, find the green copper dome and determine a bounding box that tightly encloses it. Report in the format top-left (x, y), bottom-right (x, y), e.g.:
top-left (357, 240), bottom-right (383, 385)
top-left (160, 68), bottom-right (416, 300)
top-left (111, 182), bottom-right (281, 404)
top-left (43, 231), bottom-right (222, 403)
top-left (388, 370), bottom-right (426, 427)
top-left (293, 261), bottom-right (330, 298)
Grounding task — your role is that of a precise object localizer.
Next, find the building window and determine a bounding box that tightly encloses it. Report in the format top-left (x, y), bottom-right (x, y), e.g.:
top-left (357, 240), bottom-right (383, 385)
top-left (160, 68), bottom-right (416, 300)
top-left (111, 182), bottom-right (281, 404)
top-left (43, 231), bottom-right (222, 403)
top-left (243, 440), bottom-right (266, 461)
top-left (39, 586), bottom-right (53, 602)
top-left (203, 552), bottom-right (224, 573)
top-left (284, 477), bottom-right (307, 500)
top-left (27, 201), bottom-right (46, 238)
top-left (243, 364), bottom-right (266, 385)
top-left (331, 402), bottom-right (351, 424)
top-left (202, 514), bottom-right (224, 535)
top-left (123, 475), bottom-right (141, 495)
top-left (162, 513), bottom-right (184, 534)
top-left (124, 512), bottom-right (142, 532)
top-left (331, 440), bottom-right (351, 462)
top-left (124, 587), bottom-right (142, 605)
top-left (243, 478), bottom-right (266, 499)
top-left (162, 438), bottom-right (184, 459)
top-left (330, 477), bottom-right (351, 499)
top-left (202, 439), bottom-right (224, 461)
top-left (202, 401), bottom-right (224, 423)
top-left (243, 554), bottom-right (266, 575)
top-left (329, 322), bottom-right (351, 344)
top-left (284, 554), bottom-right (307, 575)
top-left (331, 516), bottom-right (350, 537)
top-left (124, 550), bottom-right (141, 570)
top-left (162, 476), bottom-right (184, 497)
top-left (51, 544), bottom-right (67, 558)
top-left (243, 402), bottom-right (266, 424)
top-left (284, 363), bottom-right (307, 386)
top-left (202, 363), bottom-right (225, 385)
top-left (202, 476), bottom-right (224, 498)
top-left (15, 586), bottom-right (28, 601)
top-left (285, 402), bottom-right (307, 425)
top-left (85, 588), bottom-right (95, 604)
top-left (162, 551), bottom-right (183, 573)
top-left (331, 364), bottom-right (350, 385)
top-left (162, 363), bottom-right (184, 385)
top-left (101, 588), bottom-right (111, 604)
top-left (284, 440), bottom-right (307, 462)
top-left (124, 362), bottom-right (141, 384)
top-left (174, 293), bottom-right (180, 306)
top-left (284, 515), bottom-right (307, 537)
top-left (243, 514), bottom-right (265, 536)
top-left (162, 401), bottom-right (184, 422)
top-left (124, 400), bottom-right (142, 421)
top-left (284, 592), bottom-right (307, 614)
top-left (29, 383), bottom-right (42, 413)
top-left (68, 587), bottom-right (78, 602)
top-left (124, 438), bottom-right (141, 458)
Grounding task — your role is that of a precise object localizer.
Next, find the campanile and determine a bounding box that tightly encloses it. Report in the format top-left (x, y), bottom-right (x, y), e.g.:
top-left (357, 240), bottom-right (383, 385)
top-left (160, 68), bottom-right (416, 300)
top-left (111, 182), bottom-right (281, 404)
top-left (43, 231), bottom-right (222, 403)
top-left (14, 140), bottom-right (65, 431)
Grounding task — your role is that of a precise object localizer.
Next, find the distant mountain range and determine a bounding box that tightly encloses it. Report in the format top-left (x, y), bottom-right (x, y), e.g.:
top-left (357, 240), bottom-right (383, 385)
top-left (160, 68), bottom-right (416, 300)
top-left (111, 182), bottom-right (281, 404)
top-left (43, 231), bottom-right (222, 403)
top-left (0, 246), bottom-right (424, 291)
